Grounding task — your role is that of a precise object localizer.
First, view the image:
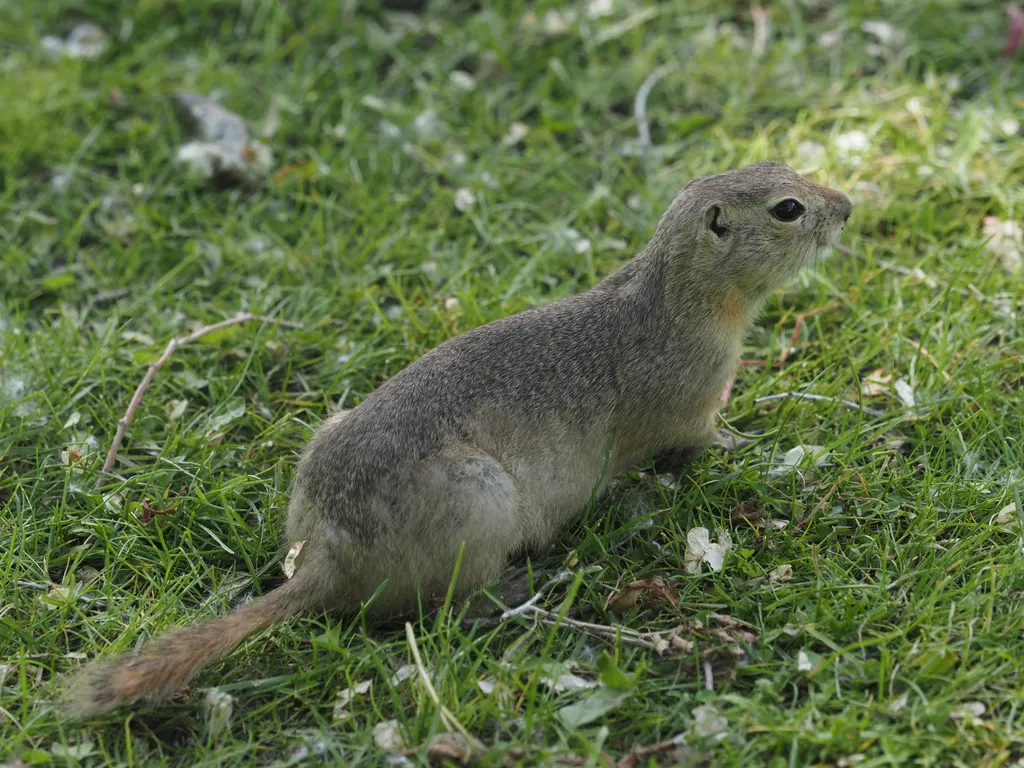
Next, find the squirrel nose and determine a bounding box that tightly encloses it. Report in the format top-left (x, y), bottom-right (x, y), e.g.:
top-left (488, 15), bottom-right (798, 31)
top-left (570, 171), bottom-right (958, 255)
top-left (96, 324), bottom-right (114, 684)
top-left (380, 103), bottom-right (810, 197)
top-left (837, 193), bottom-right (853, 222)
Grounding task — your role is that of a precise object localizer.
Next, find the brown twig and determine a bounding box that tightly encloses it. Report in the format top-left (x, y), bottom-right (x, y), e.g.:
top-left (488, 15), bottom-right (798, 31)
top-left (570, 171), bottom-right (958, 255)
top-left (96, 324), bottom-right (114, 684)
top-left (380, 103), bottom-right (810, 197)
top-left (95, 313), bottom-right (303, 488)
top-left (901, 337), bottom-right (952, 383)
top-left (139, 497), bottom-right (178, 524)
top-left (702, 659), bottom-right (714, 691)
top-left (753, 392), bottom-right (885, 418)
top-left (794, 474), bottom-right (844, 533)
top-left (615, 735), bottom-right (687, 768)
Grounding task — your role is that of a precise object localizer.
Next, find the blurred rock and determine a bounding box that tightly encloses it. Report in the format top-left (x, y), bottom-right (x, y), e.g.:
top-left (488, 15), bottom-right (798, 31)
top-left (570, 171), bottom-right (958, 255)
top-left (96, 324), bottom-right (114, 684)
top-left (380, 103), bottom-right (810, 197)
top-left (170, 90), bottom-right (273, 187)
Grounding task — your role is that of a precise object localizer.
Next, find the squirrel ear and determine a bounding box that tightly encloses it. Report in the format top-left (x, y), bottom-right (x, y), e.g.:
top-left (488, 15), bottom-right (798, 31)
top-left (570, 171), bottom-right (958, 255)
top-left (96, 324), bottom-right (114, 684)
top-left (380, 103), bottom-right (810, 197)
top-left (703, 203), bottom-right (728, 239)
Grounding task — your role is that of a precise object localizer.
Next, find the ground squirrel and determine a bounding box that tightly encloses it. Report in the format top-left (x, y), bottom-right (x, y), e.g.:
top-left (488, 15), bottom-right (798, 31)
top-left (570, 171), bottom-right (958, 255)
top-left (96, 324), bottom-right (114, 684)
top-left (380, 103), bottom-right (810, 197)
top-left (63, 161), bottom-right (852, 716)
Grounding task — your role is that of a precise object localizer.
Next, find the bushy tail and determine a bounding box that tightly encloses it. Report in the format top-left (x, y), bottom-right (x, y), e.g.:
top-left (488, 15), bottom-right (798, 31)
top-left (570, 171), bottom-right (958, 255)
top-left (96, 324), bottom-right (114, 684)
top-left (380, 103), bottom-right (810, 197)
top-left (62, 566), bottom-right (321, 718)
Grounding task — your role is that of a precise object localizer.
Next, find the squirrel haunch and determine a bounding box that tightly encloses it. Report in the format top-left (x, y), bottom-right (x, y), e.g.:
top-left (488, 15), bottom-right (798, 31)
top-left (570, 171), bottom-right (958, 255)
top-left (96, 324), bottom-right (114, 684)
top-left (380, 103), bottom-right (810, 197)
top-left (62, 161), bottom-right (852, 717)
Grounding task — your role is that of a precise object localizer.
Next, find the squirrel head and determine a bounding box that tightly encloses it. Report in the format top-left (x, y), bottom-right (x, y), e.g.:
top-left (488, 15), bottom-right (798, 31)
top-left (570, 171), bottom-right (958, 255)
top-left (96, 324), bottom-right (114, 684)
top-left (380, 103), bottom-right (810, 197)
top-left (656, 161), bottom-right (852, 302)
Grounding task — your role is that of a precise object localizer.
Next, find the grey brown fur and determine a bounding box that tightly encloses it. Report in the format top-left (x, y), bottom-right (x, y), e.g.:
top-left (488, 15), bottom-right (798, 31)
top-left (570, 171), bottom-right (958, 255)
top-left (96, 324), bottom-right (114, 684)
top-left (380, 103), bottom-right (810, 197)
top-left (62, 161), bottom-right (851, 716)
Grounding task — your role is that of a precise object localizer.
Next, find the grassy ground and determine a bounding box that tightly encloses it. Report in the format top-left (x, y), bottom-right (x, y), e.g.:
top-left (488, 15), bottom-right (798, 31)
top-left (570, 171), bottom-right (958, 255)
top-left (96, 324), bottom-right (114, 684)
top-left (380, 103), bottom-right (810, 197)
top-left (2, 0), bottom-right (1024, 765)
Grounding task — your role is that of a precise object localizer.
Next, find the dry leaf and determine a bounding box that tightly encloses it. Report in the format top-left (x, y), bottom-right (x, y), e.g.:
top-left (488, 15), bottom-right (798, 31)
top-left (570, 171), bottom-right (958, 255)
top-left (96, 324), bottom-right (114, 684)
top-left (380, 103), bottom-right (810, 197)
top-left (992, 502), bottom-right (1019, 531)
top-left (373, 719), bottom-right (405, 749)
top-left (1004, 4), bottom-right (1024, 56)
top-left (605, 577), bottom-right (680, 613)
top-left (283, 540), bottom-right (305, 579)
top-left (165, 398), bottom-right (188, 422)
top-left (426, 733), bottom-right (473, 763)
top-left (888, 691), bottom-right (909, 714)
top-left (533, 663), bottom-right (597, 693)
top-left (390, 665), bottom-right (415, 686)
top-left (691, 704), bottom-right (728, 741)
top-left (861, 20), bottom-right (904, 46)
top-left (684, 528), bottom-right (732, 574)
top-left (860, 369), bottom-right (892, 397)
top-left (768, 564), bottom-right (793, 583)
top-left (730, 502), bottom-right (766, 524)
top-left (982, 216), bottom-right (1023, 274)
top-left (950, 701), bottom-right (986, 726)
top-left (43, 584), bottom-right (70, 611)
top-left (750, 5), bottom-right (771, 58)
top-left (894, 378), bottom-right (916, 408)
top-left (333, 679), bottom-right (372, 722)
top-left (769, 444), bottom-right (830, 478)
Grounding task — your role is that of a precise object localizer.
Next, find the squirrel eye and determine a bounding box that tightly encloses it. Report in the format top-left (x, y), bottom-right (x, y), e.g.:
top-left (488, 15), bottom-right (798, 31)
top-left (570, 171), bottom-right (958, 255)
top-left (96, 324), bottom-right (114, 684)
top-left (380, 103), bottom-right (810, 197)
top-left (771, 199), bottom-right (805, 222)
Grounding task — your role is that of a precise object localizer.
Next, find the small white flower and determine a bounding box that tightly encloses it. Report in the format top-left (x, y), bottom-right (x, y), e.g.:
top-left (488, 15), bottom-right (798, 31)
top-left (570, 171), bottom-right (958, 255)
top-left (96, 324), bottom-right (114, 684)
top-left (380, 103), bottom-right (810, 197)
top-left (794, 140), bottom-right (826, 167)
top-left (204, 688), bottom-right (235, 740)
top-left (543, 9), bottom-right (574, 36)
top-left (450, 71), bottom-right (476, 91)
top-left (413, 109), bottom-right (444, 141)
top-left (861, 20), bottom-right (903, 46)
top-left (834, 130), bottom-right (870, 164)
top-left (454, 187), bottom-right (476, 212)
top-left (684, 527), bottom-right (732, 574)
top-left (502, 122), bottom-right (530, 146)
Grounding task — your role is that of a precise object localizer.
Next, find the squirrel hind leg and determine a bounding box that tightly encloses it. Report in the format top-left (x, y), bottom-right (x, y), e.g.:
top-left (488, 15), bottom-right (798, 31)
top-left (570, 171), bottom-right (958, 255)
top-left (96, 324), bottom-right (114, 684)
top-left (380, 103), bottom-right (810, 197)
top-left (402, 449), bottom-right (525, 604)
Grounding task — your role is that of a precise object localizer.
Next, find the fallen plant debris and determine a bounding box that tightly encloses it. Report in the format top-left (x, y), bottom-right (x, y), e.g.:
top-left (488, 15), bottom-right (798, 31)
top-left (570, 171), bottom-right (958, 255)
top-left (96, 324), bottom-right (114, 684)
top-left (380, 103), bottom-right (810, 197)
top-left (1004, 4), bottom-right (1024, 57)
top-left (501, 582), bottom-right (756, 662)
top-left (171, 90), bottom-right (274, 187)
top-left (393, 727), bottom-right (711, 766)
top-left (138, 483), bottom-right (187, 524)
top-left (94, 313), bottom-right (303, 488)
top-left (982, 215), bottom-right (1023, 275)
top-left (138, 497), bottom-right (177, 525)
top-left (605, 577), bottom-right (681, 613)
top-left (730, 501), bottom-right (766, 524)
top-left (41, 23), bottom-right (109, 60)
top-left (683, 527), bottom-right (731, 574)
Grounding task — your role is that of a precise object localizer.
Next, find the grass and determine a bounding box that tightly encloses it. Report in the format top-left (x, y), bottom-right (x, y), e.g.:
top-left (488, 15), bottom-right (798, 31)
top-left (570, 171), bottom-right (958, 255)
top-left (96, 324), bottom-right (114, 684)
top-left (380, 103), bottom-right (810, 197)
top-left (2, 0), bottom-right (1024, 765)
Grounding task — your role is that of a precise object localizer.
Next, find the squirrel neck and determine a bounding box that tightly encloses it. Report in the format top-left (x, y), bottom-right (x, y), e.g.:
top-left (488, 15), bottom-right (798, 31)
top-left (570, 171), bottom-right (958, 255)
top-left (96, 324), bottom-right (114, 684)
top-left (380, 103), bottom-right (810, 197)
top-left (597, 235), bottom-right (759, 429)
top-left (621, 232), bottom-right (762, 336)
